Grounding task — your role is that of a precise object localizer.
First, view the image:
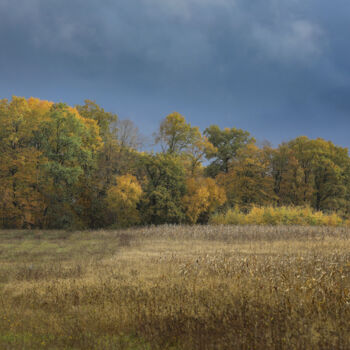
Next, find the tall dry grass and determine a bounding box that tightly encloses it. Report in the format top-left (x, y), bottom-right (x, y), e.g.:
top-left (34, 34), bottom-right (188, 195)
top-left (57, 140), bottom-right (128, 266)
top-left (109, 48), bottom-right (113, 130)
top-left (0, 226), bottom-right (349, 349)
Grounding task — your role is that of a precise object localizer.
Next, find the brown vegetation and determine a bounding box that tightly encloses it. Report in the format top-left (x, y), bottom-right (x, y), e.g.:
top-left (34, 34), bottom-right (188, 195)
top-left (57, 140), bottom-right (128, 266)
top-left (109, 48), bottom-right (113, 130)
top-left (210, 206), bottom-right (345, 226)
top-left (0, 226), bottom-right (350, 349)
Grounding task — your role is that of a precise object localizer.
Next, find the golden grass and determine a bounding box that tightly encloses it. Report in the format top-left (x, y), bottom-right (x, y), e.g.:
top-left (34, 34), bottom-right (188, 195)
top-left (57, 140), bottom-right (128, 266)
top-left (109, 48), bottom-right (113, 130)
top-left (0, 226), bottom-right (350, 349)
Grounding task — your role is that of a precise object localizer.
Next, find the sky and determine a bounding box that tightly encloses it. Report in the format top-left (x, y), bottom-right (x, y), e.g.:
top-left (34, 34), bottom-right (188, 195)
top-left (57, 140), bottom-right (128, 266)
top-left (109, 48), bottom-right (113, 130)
top-left (1, 0), bottom-right (350, 148)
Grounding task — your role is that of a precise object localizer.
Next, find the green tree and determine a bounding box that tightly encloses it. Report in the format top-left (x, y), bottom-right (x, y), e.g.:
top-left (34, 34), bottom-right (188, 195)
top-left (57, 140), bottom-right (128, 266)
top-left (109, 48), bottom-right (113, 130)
top-left (271, 137), bottom-right (350, 212)
top-left (34, 103), bottom-right (102, 228)
top-left (204, 125), bottom-right (255, 176)
top-left (155, 112), bottom-right (199, 154)
top-left (76, 100), bottom-right (117, 141)
top-left (139, 153), bottom-right (186, 224)
top-left (308, 138), bottom-right (348, 211)
top-left (217, 144), bottom-right (275, 210)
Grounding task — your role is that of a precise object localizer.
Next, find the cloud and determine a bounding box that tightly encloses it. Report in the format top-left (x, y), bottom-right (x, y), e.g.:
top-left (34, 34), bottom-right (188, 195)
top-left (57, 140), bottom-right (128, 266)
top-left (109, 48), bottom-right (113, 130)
top-left (251, 19), bottom-right (324, 63)
top-left (143, 0), bottom-right (234, 20)
top-left (0, 0), bottom-right (350, 147)
top-left (0, 0), bottom-right (325, 66)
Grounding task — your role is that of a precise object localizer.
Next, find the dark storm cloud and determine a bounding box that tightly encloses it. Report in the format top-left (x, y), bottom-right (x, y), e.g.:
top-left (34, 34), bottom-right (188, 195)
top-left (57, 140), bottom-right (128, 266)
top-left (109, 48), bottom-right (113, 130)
top-left (1, 0), bottom-right (350, 146)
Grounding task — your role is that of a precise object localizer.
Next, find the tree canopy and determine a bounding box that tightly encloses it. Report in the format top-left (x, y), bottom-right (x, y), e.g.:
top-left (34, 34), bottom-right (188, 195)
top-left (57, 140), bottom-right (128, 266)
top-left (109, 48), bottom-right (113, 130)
top-left (1, 96), bottom-right (350, 228)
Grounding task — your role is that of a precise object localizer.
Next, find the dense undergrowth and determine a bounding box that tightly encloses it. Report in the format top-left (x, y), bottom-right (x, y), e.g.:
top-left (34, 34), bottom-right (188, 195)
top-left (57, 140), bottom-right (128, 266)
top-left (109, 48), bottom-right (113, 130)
top-left (210, 206), bottom-right (346, 226)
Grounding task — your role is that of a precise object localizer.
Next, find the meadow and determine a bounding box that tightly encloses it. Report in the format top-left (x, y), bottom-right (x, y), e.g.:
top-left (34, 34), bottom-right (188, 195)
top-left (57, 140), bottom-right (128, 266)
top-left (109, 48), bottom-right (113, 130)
top-left (0, 225), bottom-right (350, 349)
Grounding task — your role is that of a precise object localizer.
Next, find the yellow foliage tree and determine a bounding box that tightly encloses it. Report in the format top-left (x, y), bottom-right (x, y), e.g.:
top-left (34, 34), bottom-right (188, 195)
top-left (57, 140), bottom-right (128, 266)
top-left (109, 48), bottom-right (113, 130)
top-left (217, 144), bottom-right (276, 211)
top-left (0, 97), bottom-right (103, 229)
top-left (0, 97), bottom-right (51, 228)
top-left (205, 177), bottom-right (227, 213)
top-left (183, 177), bottom-right (226, 224)
top-left (184, 134), bottom-right (217, 176)
top-left (106, 174), bottom-right (143, 227)
top-left (155, 112), bottom-right (217, 174)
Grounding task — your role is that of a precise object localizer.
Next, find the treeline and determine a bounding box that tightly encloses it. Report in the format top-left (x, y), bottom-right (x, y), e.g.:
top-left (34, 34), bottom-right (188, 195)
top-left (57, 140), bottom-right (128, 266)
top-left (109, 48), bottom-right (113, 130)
top-left (1, 96), bottom-right (350, 229)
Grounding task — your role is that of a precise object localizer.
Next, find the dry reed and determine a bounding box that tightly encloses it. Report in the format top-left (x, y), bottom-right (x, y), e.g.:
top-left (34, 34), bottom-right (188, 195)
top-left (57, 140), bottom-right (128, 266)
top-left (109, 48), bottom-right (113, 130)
top-left (0, 226), bottom-right (349, 349)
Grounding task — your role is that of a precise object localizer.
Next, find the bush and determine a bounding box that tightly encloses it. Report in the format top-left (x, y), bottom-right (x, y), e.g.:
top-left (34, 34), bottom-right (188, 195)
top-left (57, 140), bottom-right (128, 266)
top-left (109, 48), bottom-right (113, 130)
top-left (210, 205), bottom-right (345, 226)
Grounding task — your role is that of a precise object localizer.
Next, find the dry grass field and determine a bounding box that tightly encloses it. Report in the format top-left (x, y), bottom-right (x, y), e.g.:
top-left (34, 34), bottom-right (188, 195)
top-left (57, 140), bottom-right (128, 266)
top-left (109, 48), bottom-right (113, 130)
top-left (0, 225), bottom-right (350, 349)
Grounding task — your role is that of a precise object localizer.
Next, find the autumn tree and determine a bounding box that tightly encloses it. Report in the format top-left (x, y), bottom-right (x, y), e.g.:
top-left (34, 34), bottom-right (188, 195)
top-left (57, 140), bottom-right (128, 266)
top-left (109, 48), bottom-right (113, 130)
top-left (1, 96), bottom-right (350, 228)
top-left (0, 97), bottom-right (50, 228)
top-left (34, 103), bottom-right (102, 228)
top-left (155, 112), bottom-right (216, 176)
top-left (204, 125), bottom-right (255, 176)
top-left (106, 174), bottom-right (142, 227)
top-left (76, 101), bottom-right (142, 227)
top-left (184, 134), bottom-right (217, 176)
top-left (290, 137), bottom-right (348, 211)
top-left (217, 144), bottom-right (276, 211)
top-left (182, 177), bottom-right (226, 224)
top-left (287, 137), bottom-right (317, 205)
top-left (155, 112), bottom-right (199, 154)
top-left (269, 137), bottom-right (350, 212)
top-left (76, 100), bottom-right (117, 141)
top-left (116, 119), bottom-right (144, 150)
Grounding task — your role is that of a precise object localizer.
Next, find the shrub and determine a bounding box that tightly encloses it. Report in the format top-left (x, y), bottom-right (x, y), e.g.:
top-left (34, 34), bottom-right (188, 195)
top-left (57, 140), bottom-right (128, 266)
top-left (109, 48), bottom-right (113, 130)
top-left (210, 205), bottom-right (345, 226)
